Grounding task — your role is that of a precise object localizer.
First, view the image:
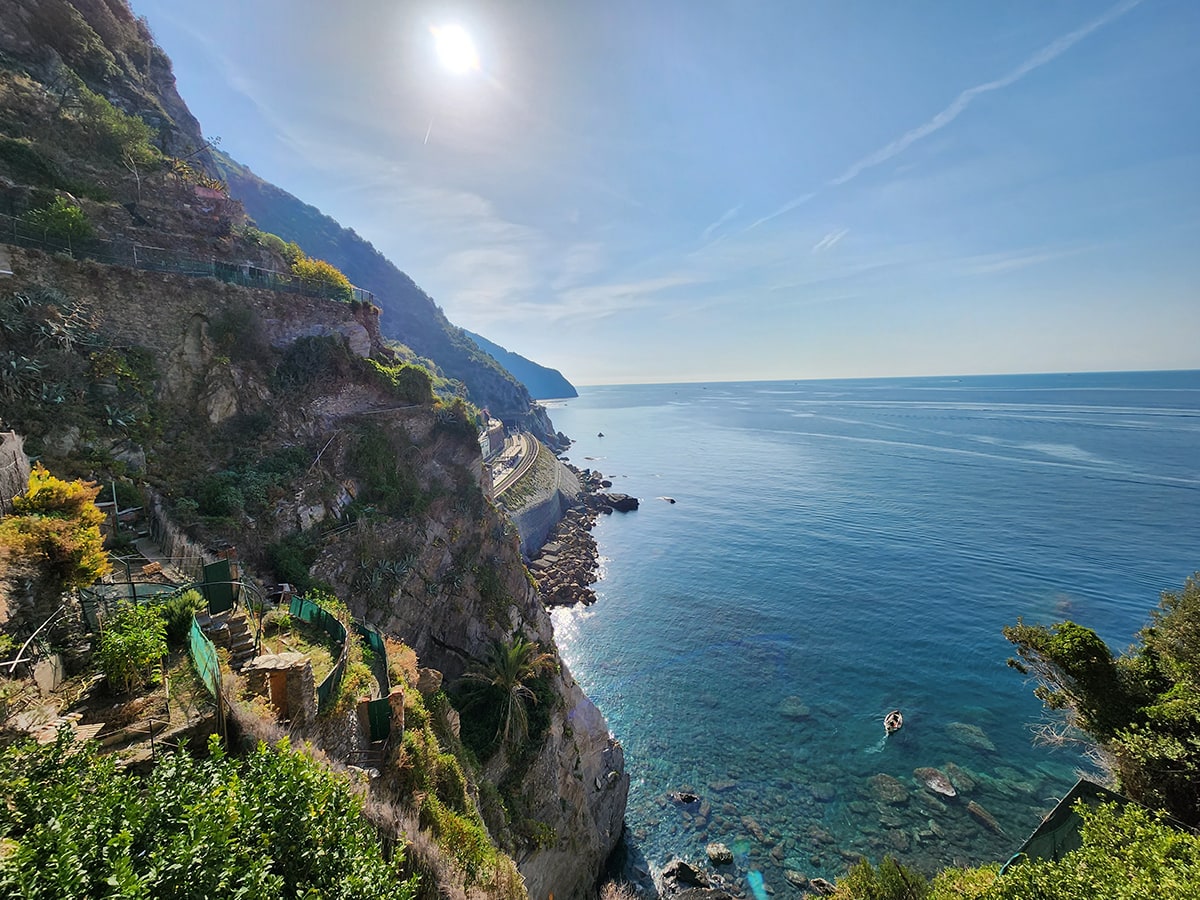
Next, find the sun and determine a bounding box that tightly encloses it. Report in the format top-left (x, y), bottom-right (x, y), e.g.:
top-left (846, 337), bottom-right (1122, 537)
top-left (431, 24), bottom-right (480, 74)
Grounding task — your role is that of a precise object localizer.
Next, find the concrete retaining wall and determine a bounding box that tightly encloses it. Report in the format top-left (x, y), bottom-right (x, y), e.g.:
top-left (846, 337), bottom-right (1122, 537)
top-left (507, 458), bottom-right (581, 559)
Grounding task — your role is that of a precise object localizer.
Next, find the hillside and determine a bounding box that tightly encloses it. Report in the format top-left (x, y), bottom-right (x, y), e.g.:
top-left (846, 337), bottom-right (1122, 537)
top-left (464, 330), bottom-right (577, 400)
top-left (0, 3), bottom-right (626, 898)
top-left (212, 152), bottom-right (563, 426)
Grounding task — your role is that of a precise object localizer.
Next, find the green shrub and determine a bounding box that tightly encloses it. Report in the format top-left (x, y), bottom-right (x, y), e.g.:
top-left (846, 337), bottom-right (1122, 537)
top-left (350, 424), bottom-right (426, 516)
top-left (0, 734), bottom-right (419, 899)
top-left (158, 589), bottom-right (203, 648)
top-left (76, 85), bottom-right (158, 165)
top-left (987, 802), bottom-right (1200, 899)
top-left (21, 196), bottom-right (92, 247)
top-left (98, 602), bottom-right (166, 693)
top-left (291, 254), bottom-right (353, 301)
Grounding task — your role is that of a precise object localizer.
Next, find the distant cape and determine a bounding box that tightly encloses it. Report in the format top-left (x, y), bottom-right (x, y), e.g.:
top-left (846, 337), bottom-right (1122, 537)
top-left (464, 331), bottom-right (578, 399)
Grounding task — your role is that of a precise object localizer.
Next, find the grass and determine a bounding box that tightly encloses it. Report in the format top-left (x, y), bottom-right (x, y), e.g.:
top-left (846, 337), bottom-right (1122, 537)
top-left (498, 440), bottom-right (557, 511)
top-left (258, 611), bottom-right (337, 683)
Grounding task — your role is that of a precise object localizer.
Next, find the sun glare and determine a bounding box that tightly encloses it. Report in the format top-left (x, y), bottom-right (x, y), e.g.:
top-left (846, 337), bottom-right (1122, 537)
top-left (431, 24), bottom-right (480, 74)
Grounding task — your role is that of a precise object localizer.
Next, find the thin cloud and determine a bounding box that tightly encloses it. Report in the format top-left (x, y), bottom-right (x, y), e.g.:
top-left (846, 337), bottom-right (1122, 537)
top-left (812, 228), bottom-right (849, 253)
top-left (700, 204), bottom-right (742, 242)
top-left (747, 192), bottom-right (816, 230)
top-left (830, 0), bottom-right (1142, 188)
top-left (754, 0), bottom-right (1143, 229)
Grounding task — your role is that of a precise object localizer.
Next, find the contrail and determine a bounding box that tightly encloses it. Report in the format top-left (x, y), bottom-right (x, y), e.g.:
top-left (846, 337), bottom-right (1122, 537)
top-left (749, 0), bottom-right (1144, 230)
top-left (423, 121), bottom-right (432, 145)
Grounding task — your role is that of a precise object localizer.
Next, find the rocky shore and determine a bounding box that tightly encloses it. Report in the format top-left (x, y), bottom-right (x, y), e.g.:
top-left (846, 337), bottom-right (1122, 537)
top-left (528, 465), bottom-right (638, 608)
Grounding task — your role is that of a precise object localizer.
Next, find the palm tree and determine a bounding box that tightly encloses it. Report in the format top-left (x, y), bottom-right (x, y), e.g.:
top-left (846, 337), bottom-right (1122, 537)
top-left (460, 636), bottom-right (556, 750)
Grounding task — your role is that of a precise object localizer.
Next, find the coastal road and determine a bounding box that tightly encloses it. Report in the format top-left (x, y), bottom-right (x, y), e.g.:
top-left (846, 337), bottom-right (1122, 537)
top-left (493, 432), bottom-right (539, 498)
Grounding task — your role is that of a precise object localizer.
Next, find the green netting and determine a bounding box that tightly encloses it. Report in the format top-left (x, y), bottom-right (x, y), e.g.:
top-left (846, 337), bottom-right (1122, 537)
top-left (189, 616), bottom-right (221, 698)
top-left (1001, 779), bottom-right (1188, 872)
top-left (366, 698), bottom-right (391, 742)
top-left (289, 596), bottom-right (348, 711)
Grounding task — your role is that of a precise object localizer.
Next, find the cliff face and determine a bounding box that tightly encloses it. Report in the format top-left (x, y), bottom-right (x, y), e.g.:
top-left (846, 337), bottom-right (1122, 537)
top-left (2, 244), bottom-right (627, 896)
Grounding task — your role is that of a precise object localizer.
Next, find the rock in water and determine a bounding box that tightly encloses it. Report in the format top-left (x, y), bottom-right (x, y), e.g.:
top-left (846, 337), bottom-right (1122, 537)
top-left (741, 815), bottom-right (769, 843)
top-left (914, 767), bottom-right (957, 798)
top-left (967, 800), bottom-right (1006, 835)
top-left (868, 773), bottom-right (910, 805)
top-left (810, 877), bottom-right (837, 895)
top-left (662, 858), bottom-right (709, 887)
top-left (784, 870), bottom-right (809, 888)
top-left (944, 762), bottom-right (978, 794)
top-left (706, 842), bottom-right (734, 865)
top-left (947, 722), bottom-right (997, 752)
top-left (600, 492), bottom-right (639, 512)
top-left (777, 695), bottom-right (812, 720)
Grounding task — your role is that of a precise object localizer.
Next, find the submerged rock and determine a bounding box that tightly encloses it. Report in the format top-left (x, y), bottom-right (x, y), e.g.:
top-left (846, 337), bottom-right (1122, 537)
top-left (742, 816), bottom-right (769, 843)
top-left (868, 773), bottom-right (910, 805)
top-left (777, 695), bottom-right (812, 720)
top-left (784, 869), bottom-right (808, 888)
top-left (914, 767), bottom-right (957, 798)
top-left (967, 800), bottom-right (1006, 835)
top-left (943, 762), bottom-right (978, 794)
top-left (947, 722), bottom-right (996, 752)
top-left (706, 842), bottom-right (734, 865)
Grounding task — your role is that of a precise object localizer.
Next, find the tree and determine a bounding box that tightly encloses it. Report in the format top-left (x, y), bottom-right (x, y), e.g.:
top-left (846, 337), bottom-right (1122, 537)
top-left (459, 637), bottom-right (556, 750)
top-left (0, 464), bottom-right (110, 592)
top-left (1005, 573), bottom-right (1200, 824)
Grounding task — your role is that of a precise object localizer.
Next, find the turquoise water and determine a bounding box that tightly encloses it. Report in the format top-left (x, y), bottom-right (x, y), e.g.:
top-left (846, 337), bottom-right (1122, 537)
top-left (545, 371), bottom-right (1200, 888)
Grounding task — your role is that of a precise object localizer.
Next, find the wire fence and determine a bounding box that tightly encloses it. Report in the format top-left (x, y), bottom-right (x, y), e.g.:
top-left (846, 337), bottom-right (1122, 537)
top-left (0, 212), bottom-right (376, 305)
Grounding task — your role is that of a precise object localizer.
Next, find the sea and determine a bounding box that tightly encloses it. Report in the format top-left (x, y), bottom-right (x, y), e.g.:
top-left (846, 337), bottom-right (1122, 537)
top-left (542, 370), bottom-right (1200, 888)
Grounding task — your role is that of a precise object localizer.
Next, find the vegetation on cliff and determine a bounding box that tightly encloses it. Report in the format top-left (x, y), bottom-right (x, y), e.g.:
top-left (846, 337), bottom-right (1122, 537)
top-left (1005, 572), bottom-right (1200, 826)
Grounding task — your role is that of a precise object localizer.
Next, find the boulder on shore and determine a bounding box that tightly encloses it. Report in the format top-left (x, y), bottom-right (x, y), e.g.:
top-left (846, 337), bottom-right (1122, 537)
top-left (601, 492), bottom-right (640, 512)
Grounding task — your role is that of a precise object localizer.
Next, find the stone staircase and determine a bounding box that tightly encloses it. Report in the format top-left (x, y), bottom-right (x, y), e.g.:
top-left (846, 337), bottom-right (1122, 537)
top-left (195, 609), bottom-right (257, 670)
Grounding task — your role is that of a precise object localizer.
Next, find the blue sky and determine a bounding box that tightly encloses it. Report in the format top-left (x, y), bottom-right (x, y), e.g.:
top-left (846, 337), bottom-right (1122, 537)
top-left (130, 0), bottom-right (1199, 385)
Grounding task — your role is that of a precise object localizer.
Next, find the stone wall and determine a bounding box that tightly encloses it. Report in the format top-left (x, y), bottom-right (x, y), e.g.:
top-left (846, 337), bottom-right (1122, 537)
top-left (0, 430), bottom-right (30, 513)
top-left (507, 456), bottom-right (582, 559)
top-left (145, 489), bottom-right (212, 582)
top-left (1, 246), bottom-right (386, 360)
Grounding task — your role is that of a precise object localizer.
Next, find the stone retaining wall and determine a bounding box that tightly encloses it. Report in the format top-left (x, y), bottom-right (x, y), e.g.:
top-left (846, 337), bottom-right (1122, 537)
top-left (507, 457), bottom-right (581, 559)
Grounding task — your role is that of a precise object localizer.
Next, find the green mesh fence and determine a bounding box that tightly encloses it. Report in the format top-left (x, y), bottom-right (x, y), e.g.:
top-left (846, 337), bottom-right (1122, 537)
top-left (1001, 778), bottom-right (1192, 873)
top-left (289, 596), bottom-right (348, 711)
top-left (189, 615), bottom-right (221, 699)
top-left (354, 623), bottom-right (392, 741)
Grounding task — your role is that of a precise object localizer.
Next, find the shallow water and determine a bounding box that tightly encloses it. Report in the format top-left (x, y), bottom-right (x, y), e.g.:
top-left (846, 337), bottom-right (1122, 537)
top-left (546, 371), bottom-right (1200, 888)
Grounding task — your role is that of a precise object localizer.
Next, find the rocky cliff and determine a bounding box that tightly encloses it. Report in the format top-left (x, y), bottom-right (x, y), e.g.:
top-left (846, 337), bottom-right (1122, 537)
top-left (2, 243), bottom-right (627, 896)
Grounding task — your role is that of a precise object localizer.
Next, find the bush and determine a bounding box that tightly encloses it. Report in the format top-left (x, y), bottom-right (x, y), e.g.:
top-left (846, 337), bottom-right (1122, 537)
top-left (21, 196), bottom-right (92, 247)
top-left (0, 464), bottom-right (110, 591)
top-left (0, 735), bottom-right (419, 899)
top-left (158, 589), bottom-right (203, 648)
top-left (98, 602), bottom-right (166, 693)
top-left (987, 802), bottom-right (1200, 899)
top-left (291, 254), bottom-right (353, 301)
